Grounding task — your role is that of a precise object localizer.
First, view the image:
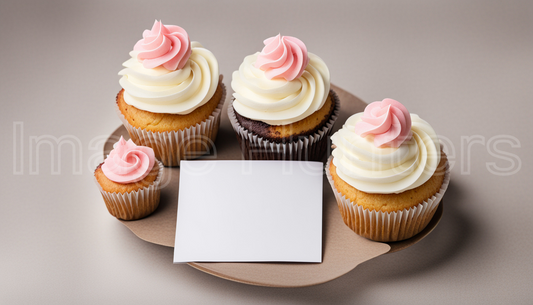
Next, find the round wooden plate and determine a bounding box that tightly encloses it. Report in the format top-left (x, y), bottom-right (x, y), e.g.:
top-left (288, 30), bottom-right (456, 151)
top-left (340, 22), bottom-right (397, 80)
top-left (103, 84), bottom-right (443, 287)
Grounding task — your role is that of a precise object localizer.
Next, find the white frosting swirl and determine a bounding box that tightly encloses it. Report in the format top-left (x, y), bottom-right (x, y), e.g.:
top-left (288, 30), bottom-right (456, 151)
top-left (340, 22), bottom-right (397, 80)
top-left (231, 52), bottom-right (330, 125)
top-left (331, 113), bottom-right (441, 194)
top-left (118, 41), bottom-right (219, 114)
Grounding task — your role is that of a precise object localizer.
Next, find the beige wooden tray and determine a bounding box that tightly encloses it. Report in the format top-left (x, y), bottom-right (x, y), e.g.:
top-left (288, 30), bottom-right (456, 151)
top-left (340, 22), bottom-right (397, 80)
top-left (103, 84), bottom-right (443, 287)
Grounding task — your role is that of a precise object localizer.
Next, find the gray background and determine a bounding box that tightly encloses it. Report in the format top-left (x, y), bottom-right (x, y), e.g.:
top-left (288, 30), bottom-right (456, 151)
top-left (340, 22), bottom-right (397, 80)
top-left (1, 0), bottom-right (532, 303)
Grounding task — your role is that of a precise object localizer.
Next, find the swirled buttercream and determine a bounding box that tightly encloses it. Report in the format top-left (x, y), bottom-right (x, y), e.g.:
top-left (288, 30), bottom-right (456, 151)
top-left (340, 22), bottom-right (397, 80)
top-left (134, 20), bottom-right (192, 71)
top-left (354, 98), bottom-right (412, 148)
top-left (231, 35), bottom-right (330, 126)
top-left (119, 23), bottom-right (219, 115)
top-left (254, 34), bottom-right (309, 81)
top-left (331, 110), bottom-right (441, 194)
top-left (102, 136), bottom-right (156, 184)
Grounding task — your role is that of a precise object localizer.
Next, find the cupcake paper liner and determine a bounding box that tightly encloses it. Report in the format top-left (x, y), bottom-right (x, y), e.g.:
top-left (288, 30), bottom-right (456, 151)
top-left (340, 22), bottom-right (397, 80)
top-left (95, 161), bottom-right (164, 221)
top-left (227, 90), bottom-right (340, 161)
top-left (325, 155), bottom-right (450, 242)
top-left (116, 82), bottom-right (226, 167)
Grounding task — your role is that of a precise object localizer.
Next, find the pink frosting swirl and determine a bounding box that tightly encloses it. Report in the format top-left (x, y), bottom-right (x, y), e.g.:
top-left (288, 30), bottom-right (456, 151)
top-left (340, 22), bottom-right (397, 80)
top-left (354, 98), bottom-right (412, 148)
top-left (101, 137), bottom-right (156, 184)
top-left (133, 20), bottom-right (192, 71)
top-left (254, 34), bottom-right (310, 81)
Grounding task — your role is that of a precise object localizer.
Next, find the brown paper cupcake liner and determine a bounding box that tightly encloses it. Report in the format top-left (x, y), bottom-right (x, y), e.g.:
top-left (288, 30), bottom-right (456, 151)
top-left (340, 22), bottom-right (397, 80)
top-left (116, 83), bottom-right (226, 167)
top-left (325, 156), bottom-right (450, 242)
top-left (94, 161), bottom-right (164, 221)
top-left (227, 90), bottom-right (340, 161)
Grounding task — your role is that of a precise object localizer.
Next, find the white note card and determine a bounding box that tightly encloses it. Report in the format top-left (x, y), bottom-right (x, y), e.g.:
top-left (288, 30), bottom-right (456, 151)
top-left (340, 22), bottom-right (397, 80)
top-left (173, 160), bottom-right (323, 263)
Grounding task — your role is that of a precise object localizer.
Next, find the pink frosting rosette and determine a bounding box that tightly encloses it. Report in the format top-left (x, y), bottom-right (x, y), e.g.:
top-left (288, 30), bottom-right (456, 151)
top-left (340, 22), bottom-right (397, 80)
top-left (254, 34), bottom-right (310, 81)
top-left (102, 136), bottom-right (156, 184)
top-left (133, 20), bottom-right (192, 71)
top-left (354, 98), bottom-right (412, 148)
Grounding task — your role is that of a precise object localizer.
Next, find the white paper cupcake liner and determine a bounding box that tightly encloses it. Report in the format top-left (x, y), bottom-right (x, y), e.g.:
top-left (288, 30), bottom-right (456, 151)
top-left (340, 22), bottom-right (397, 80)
top-left (95, 161), bottom-right (164, 221)
top-left (227, 90), bottom-right (340, 161)
top-left (325, 155), bottom-right (450, 242)
top-left (116, 82), bottom-right (226, 167)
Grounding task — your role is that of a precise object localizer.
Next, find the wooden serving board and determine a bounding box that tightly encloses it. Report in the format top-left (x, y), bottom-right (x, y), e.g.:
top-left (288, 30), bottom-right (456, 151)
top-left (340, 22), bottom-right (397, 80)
top-left (103, 84), bottom-right (443, 287)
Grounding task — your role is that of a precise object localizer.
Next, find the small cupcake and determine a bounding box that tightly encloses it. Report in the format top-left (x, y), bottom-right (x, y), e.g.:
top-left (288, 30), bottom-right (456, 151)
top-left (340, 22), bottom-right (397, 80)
top-left (228, 34), bottom-right (339, 161)
top-left (117, 20), bottom-right (225, 166)
top-left (327, 98), bottom-right (450, 242)
top-left (94, 136), bottom-right (163, 221)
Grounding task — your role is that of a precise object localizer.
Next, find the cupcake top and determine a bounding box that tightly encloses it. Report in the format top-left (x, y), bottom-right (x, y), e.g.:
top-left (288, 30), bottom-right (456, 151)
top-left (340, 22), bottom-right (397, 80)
top-left (331, 98), bottom-right (441, 194)
top-left (101, 136), bottom-right (156, 184)
top-left (119, 20), bottom-right (219, 115)
top-left (231, 34), bottom-right (330, 126)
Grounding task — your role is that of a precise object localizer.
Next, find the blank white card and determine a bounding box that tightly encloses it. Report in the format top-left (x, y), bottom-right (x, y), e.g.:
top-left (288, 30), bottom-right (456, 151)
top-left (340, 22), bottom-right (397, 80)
top-left (174, 160), bottom-right (323, 263)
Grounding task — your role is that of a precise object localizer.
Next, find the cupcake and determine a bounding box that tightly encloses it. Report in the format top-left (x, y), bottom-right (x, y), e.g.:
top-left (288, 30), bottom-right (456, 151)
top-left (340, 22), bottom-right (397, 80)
top-left (228, 34), bottom-right (339, 161)
top-left (94, 136), bottom-right (163, 221)
top-left (326, 98), bottom-right (450, 242)
top-left (116, 20), bottom-right (225, 166)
